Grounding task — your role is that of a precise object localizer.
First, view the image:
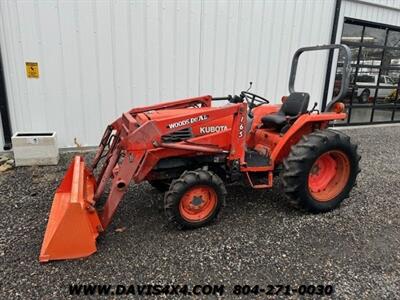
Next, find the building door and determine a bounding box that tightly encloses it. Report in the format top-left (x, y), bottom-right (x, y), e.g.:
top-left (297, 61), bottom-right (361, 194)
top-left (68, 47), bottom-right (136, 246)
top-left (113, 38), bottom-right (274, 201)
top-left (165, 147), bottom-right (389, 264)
top-left (335, 18), bottom-right (400, 125)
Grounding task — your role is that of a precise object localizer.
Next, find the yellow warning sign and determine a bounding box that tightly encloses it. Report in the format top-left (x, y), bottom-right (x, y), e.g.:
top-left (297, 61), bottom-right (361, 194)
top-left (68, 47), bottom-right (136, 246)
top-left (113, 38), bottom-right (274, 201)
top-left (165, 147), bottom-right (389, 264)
top-left (25, 62), bottom-right (39, 78)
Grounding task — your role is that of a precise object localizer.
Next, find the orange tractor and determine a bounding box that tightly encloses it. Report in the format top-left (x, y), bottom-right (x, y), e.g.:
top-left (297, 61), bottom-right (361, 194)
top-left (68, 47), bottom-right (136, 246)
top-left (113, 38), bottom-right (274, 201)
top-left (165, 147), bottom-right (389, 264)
top-left (40, 44), bottom-right (360, 262)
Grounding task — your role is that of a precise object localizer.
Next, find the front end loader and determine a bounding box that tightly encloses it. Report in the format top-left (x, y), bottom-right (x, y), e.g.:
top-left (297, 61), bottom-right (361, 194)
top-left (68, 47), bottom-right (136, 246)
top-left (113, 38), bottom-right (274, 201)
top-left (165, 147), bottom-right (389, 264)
top-left (40, 44), bottom-right (360, 262)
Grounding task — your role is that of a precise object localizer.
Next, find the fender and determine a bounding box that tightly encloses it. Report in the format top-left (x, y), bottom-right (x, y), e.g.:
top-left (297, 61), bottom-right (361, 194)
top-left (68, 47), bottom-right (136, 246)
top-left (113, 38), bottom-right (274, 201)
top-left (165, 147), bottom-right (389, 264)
top-left (270, 112), bottom-right (346, 163)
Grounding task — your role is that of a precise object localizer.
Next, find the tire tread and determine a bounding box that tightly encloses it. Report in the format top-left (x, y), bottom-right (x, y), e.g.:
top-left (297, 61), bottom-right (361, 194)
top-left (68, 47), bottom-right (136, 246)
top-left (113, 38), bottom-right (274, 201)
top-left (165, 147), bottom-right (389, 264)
top-left (281, 129), bottom-right (360, 212)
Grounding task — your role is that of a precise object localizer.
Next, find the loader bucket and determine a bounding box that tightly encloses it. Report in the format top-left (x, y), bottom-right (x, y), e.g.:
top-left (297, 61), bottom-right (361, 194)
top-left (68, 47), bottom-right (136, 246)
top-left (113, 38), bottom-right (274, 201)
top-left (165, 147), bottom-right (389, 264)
top-left (39, 156), bottom-right (102, 262)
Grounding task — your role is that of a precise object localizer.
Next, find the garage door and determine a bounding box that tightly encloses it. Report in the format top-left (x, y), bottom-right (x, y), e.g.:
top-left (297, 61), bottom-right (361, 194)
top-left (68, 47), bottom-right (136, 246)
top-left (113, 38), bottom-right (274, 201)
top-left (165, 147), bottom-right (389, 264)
top-left (335, 18), bottom-right (400, 125)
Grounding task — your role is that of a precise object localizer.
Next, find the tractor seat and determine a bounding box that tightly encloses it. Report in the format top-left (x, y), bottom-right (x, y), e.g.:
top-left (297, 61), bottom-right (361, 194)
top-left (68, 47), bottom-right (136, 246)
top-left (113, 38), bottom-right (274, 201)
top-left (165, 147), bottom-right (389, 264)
top-left (261, 92), bottom-right (310, 130)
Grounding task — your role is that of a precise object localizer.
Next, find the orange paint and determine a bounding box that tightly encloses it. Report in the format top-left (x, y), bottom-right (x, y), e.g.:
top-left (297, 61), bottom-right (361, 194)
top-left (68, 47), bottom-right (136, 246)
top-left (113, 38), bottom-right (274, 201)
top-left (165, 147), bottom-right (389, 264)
top-left (40, 94), bottom-right (349, 262)
top-left (308, 150), bottom-right (351, 202)
top-left (179, 186), bottom-right (217, 222)
top-left (39, 157), bottom-right (101, 262)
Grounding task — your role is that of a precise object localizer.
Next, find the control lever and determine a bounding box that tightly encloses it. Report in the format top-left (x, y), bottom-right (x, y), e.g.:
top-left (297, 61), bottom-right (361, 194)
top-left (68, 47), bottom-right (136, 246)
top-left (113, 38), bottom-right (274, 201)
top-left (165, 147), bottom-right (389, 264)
top-left (246, 81), bottom-right (253, 92)
top-left (308, 102), bottom-right (320, 114)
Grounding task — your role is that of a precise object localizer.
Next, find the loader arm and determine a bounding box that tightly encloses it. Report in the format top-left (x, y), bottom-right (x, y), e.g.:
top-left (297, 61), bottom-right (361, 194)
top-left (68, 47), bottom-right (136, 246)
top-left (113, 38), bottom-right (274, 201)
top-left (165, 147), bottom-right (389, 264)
top-left (40, 97), bottom-right (246, 262)
top-left (128, 95), bottom-right (212, 114)
top-left (94, 102), bottom-right (247, 227)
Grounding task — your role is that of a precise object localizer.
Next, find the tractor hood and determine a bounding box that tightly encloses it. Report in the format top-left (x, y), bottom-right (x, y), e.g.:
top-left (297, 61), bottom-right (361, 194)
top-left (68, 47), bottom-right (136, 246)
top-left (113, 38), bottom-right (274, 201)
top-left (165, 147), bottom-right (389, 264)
top-left (140, 108), bottom-right (234, 137)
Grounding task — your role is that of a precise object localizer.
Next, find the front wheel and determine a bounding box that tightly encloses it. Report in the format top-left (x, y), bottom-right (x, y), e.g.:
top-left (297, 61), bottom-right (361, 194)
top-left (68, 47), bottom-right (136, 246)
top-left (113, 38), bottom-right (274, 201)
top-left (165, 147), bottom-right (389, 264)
top-left (164, 169), bottom-right (227, 229)
top-left (281, 129), bottom-right (361, 213)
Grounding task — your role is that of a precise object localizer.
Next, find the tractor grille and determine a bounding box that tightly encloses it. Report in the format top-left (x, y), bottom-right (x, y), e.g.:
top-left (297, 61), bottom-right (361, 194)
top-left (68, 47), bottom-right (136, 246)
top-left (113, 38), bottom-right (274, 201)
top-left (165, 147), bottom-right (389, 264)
top-left (161, 128), bottom-right (193, 143)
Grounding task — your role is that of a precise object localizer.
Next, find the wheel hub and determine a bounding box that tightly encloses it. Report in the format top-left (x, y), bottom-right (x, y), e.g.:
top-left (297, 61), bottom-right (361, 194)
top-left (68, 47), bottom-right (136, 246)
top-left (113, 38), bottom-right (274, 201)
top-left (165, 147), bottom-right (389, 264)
top-left (309, 153), bottom-right (337, 192)
top-left (179, 186), bottom-right (217, 221)
top-left (191, 196), bottom-right (204, 208)
top-left (310, 163), bottom-right (321, 176)
top-left (308, 150), bottom-right (351, 202)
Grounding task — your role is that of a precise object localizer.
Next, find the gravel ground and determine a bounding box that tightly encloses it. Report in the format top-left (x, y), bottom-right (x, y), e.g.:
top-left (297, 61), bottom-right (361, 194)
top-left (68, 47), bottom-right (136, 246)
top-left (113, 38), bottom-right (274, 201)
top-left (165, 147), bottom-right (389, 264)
top-left (1, 126), bottom-right (400, 299)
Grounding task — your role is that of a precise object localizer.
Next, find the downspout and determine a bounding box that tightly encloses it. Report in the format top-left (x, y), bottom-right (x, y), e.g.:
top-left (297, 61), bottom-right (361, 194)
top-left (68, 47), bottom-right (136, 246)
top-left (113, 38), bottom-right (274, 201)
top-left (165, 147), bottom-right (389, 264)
top-left (0, 47), bottom-right (12, 150)
top-left (321, 0), bottom-right (342, 111)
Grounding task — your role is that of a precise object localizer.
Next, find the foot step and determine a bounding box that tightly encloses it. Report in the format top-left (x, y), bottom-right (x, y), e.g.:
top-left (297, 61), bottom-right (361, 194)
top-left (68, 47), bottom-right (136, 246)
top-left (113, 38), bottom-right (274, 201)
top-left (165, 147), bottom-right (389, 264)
top-left (245, 150), bottom-right (270, 167)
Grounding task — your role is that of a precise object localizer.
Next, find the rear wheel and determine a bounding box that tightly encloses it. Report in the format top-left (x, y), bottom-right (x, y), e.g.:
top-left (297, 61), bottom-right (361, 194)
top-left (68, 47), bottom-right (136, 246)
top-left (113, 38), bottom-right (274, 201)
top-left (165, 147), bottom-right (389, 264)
top-left (164, 169), bottom-right (226, 229)
top-left (281, 129), bottom-right (361, 213)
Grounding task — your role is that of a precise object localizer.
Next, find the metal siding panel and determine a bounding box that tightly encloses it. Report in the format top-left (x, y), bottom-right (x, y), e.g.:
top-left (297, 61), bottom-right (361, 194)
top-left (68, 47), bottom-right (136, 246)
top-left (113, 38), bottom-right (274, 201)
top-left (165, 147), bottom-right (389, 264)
top-left (75, 1), bottom-right (104, 145)
top-left (269, 0), bottom-right (286, 101)
top-left (6, 1), bottom-right (33, 132)
top-left (343, 0), bottom-right (400, 25)
top-left (357, 0), bottom-right (400, 10)
top-left (93, 1), bottom-right (118, 137)
top-left (37, 1), bottom-right (69, 145)
top-left (1, 0), bottom-right (338, 148)
top-left (220, 0), bottom-right (240, 94)
top-left (260, 1), bottom-right (279, 99)
top-left (145, 1), bottom-right (161, 102)
top-left (185, 1), bottom-right (202, 97)
top-left (175, 0), bottom-right (198, 99)
top-left (200, 0), bottom-right (335, 110)
top-left (17, 1), bottom-right (47, 131)
top-left (57, 1), bottom-right (88, 146)
top-left (129, 1), bottom-right (147, 106)
top-left (0, 1), bottom-right (19, 144)
top-left (110, 1), bottom-right (132, 115)
top-left (158, 0), bottom-right (173, 100)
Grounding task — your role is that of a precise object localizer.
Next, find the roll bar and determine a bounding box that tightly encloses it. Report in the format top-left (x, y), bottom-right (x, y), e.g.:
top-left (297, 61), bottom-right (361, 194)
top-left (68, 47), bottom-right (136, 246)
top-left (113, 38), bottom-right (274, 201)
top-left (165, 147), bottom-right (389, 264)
top-left (288, 44), bottom-right (352, 112)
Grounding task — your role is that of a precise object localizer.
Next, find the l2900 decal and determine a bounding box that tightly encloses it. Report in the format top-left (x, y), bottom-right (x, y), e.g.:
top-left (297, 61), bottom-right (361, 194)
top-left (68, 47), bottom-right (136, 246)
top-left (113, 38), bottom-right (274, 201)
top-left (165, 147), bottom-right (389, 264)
top-left (167, 115), bottom-right (209, 129)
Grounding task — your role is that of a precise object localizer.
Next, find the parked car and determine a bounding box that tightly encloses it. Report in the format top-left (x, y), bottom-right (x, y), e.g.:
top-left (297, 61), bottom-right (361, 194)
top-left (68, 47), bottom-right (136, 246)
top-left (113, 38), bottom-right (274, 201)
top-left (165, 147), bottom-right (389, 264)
top-left (356, 74), bottom-right (396, 103)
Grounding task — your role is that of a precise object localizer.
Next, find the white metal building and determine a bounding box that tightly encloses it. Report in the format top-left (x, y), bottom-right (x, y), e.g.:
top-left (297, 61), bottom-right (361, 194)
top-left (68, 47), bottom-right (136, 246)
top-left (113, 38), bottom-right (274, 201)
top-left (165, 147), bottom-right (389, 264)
top-left (0, 0), bottom-right (400, 149)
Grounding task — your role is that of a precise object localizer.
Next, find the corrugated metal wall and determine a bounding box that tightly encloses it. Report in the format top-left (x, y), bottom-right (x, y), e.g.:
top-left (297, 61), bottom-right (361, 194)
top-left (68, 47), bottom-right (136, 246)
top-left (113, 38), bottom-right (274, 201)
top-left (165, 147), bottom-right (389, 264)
top-left (350, 0), bottom-right (400, 10)
top-left (340, 0), bottom-right (400, 30)
top-left (0, 0), bottom-right (337, 148)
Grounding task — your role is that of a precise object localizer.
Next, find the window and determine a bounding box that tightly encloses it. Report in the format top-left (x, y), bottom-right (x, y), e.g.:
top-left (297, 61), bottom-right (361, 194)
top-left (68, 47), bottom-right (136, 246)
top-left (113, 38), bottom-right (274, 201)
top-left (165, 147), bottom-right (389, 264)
top-left (357, 75), bottom-right (374, 83)
top-left (335, 19), bottom-right (400, 125)
top-left (386, 77), bottom-right (395, 84)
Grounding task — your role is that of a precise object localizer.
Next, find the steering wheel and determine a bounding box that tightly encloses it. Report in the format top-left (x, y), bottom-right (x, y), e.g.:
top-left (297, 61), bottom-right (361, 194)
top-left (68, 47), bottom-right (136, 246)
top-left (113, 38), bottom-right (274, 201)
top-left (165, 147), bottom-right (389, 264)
top-left (240, 91), bottom-right (269, 117)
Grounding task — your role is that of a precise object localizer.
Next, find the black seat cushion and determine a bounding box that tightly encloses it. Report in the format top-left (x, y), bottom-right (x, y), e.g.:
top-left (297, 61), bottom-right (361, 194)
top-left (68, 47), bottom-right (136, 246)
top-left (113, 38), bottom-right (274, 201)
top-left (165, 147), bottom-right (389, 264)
top-left (261, 92), bottom-right (310, 130)
top-left (280, 92), bottom-right (310, 116)
top-left (261, 112), bottom-right (287, 129)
